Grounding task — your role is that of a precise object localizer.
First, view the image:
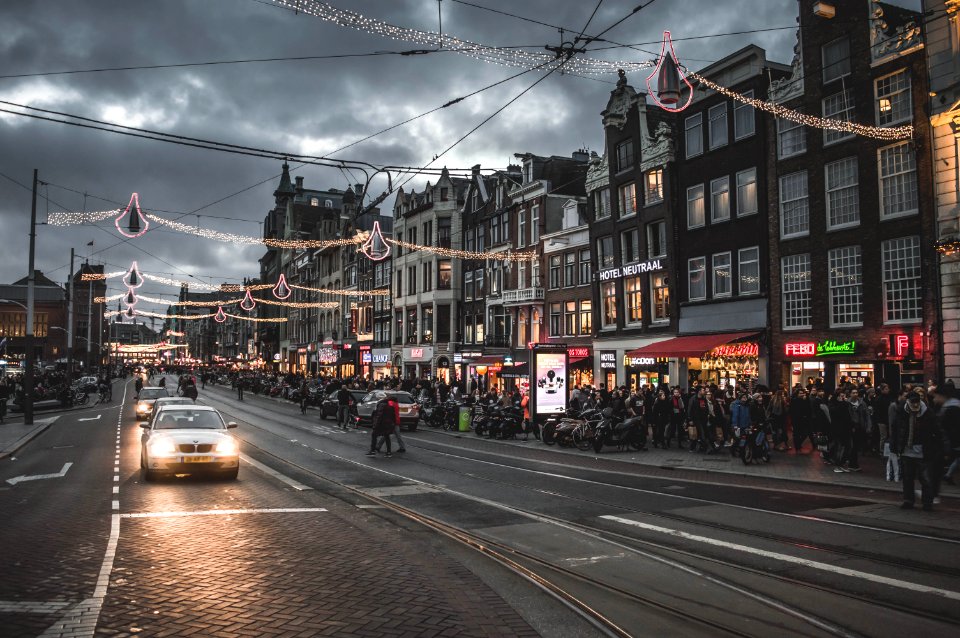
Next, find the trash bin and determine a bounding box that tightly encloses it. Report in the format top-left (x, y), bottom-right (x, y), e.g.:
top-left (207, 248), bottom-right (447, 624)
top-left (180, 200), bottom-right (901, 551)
top-left (459, 405), bottom-right (472, 432)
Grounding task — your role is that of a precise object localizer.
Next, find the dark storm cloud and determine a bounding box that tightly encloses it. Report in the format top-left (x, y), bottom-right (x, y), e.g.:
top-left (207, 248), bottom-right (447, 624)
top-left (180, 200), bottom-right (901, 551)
top-left (0, 0), bottom-right (798, 303)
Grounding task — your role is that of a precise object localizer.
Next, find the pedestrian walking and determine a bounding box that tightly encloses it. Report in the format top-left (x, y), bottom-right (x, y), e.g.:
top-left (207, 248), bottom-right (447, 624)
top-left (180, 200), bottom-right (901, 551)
top-left (134, 376), bottom-right (143, 397)
top-left (789, 389), bottom-right (812, 453)
top-left (237, 377), bottom-right (244, 401)
top-left (367, 396), bottom-right (396, 457)
top-left (376, 396), bottom-right (406, 453)
top-left (891, 390), bottom-right (943, 510)
top-left (185, 382), bottom-right (198, 402)
top-left (336, 385), bottom-right (352, 429)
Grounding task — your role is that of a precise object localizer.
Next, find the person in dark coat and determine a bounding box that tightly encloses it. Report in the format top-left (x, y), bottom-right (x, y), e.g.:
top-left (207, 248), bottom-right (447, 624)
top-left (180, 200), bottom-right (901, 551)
top-left (891, 390), bottom-right (943, 510)
top-left (936, 382), bottom-right (960, 485)
top-left (652, 389), bottom-right (672, 448)
top-left (366, 397), bottom-right (396, 456)
top-left (789, 389), bottom-right (812, 453)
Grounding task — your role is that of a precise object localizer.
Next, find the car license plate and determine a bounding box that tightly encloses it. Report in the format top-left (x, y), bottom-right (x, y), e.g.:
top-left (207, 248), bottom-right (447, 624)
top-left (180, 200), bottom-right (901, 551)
top-left (400, 407), bottom-right (410, 414)
top-left (183, 456), bottom-right (213, 463)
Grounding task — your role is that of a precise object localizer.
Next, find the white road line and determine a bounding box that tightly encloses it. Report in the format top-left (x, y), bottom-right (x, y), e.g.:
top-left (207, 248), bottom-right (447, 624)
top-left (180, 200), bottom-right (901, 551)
top-left (121, 507), bottom-right (326, 519)
top-left (601, 515), bottom-right (960, 602)
top-left (240, 453), bottom-right (313, 491)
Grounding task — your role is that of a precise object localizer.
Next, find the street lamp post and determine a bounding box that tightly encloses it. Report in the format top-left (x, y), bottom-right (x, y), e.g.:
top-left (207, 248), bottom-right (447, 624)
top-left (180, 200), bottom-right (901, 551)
top-left (24, 169), bottom-right (38, 425)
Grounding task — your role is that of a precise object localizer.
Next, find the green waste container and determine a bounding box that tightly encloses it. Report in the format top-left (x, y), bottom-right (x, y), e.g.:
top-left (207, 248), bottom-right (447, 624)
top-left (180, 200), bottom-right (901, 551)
top-left (459, 405), bottom-right (472, 432)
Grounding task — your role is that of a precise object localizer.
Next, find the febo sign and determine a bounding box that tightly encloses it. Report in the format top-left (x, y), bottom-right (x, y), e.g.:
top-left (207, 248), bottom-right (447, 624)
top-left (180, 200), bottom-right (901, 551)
top-left (784, 340), bottom-right (857, 357)
top-left (784, 342), bottom-right (816, 357)
top-left (889, 333), bottom-right (920, 359)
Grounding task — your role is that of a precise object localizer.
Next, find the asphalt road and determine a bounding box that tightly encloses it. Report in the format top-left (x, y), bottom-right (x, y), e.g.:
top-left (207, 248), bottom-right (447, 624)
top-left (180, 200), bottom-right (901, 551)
top-left (2, 375), bottom-right (959, 637)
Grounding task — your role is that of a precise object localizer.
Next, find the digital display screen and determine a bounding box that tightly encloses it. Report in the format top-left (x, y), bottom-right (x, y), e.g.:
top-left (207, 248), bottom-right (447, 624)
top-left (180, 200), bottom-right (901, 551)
top-left (534, 351), bottom-right (567, 415)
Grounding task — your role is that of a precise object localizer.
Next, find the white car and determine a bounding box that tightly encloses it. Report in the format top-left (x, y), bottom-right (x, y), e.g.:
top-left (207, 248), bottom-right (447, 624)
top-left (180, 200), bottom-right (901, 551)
top-left (135, 386), bottom-right (170, 420)
top-left (140, 405), bottom-right (240, 481)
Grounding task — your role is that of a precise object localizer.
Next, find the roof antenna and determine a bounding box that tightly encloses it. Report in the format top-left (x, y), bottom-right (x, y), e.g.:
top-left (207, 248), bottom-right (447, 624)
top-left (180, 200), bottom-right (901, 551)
top-left (437, 0), bottom-right (443, 50)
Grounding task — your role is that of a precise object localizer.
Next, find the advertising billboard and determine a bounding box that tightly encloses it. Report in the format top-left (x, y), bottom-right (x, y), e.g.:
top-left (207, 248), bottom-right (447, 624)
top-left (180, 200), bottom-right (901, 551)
top-left (533, 350), bottom-right (567, 416)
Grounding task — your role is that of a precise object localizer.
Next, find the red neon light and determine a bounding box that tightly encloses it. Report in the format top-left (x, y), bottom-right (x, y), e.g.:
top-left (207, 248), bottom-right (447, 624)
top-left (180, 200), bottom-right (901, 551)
top-left (645, 31), bottom-right (695, 113)
top-left (893, 334), bottom-right (909, 358)
top-left (785, 342), bottom-right (816, 357)
top-left (711, 343), bottom-right (759, 358)
top-left (568, 347), bottom-right (590, 358)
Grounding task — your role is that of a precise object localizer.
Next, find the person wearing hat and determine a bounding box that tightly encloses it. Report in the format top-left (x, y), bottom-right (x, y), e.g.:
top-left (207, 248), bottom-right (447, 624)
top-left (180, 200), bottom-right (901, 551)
top-left (891, 389), bottom-right (944, 510)
top-left (933, 381), bottom-right (960, 486)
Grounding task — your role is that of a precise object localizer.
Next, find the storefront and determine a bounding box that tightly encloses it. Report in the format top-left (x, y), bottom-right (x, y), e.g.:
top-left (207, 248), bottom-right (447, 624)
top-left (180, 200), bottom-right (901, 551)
top-left (780, 335), bottom-right (927, 390)
top-left (435, 355), bottom-right (452, 384)
top-left (567, 346), bottom-right (594, 390)
top-left (598, 351), bottom-right (617, 389)
top-left (623, 355), bottom-right (664, 391)
top-left (469, 355), bottom-right (504, 392)
top-left (695, 342), bottom-right (760, 390)
top-left (317, 347), bottom-right (338, 377)
top-left (402, 346), bottom-right (434, 379)
top-left (625, 331), bottom-right (763, 391)
top-left (371, 348), bottom-right (392, 380)
top-left (358, 345), bottom-right (371, 380)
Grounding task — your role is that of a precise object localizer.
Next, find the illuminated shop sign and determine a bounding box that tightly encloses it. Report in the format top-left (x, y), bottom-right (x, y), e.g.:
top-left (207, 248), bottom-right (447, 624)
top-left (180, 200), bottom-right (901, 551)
top-left (599, 351), bottom-right (617, 369)
top-left (711, 343), bottom-right (758, 357)
top-left (784, 340), bottom-right (857, 357)
top-left (624, 356), bottom-right (657, 367)
top-left (784, 342), bottom-right (816, 357)
top-left (568, 347), bottom-right (591, 358)
top-left (318, 348), bottom-right (338, 364)
top-left (597, 258), bottom-right (664, 282)
top-left (372, 354), bottom-right (389, 364)
top-left (361, 352), bottom-right (372, 364)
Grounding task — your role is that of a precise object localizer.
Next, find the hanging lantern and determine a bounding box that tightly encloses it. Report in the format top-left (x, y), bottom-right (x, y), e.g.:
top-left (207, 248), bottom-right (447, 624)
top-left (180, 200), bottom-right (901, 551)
top-left (359, 220), bottom-right (392, 262)
top-left (240, 288), bottom-right (257, 311)
top-left (646, 31), bottom-right (694, 113)
top-left (122, 261), bottom-right (143, 289)
top-left (272, 273), bottom-right (292, 299)
top-left (214, 306), bottom-right (227, 323)
top-left (114, 192), bottom-right (150, 239)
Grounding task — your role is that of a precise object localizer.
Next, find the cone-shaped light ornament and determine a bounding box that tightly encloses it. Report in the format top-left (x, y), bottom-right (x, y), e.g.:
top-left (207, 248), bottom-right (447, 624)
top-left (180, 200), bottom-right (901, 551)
top-left (122, 261), bottom-right (143, 289)
top-left (125, 307), bottom-right (136, 318)
top-left (240, 288), bottom-right (257, 311)
top-left (360, 221), bottom-right (391, 262)
top-left (124, 289), bottom-right (137, 306)
top-left (646, 31), bottom-right (694, 113)
top-left (214, 306), bottom-right (227, 323)
top-left (115, 193), bottom-right (149, 238)
top-left (272, 273), bottom-right (292, 299)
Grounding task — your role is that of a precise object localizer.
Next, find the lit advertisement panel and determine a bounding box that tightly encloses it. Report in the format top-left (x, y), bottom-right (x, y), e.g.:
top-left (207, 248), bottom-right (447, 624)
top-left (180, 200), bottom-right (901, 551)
top-left (534, 351), bottom-right (567, 415)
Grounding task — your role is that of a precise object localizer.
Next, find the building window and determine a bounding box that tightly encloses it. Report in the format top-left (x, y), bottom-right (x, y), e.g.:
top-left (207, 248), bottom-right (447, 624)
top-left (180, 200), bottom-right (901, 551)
top-left (423, 220), bottom-right (433, 245)
top-left (437, 217), bottom-right (451, 248)
top-left (601, 281), bottom-right (617, 327)
top-left (475, 314), bottom-right (485, 342)
top-left (310, 197), bottom-right (319, 206)
top-left (476, 224), bottom-right (485, 251)
top-left (422, 261), bottom-right (433, 292)
top-left (828, 246), bottom-right (863, 327)
top-left (437, 260), bottom-right (452, 289)
top-left (779, 171), bottom-right (809, 238)
top-left (879, 142), bottom-right (918, 219)
top-left (688, 257), bottom-right (706, 301)
top-left (738, 247), bottom-right (760, 295)
top-left (564, 301), bottom-right (577, 336)
top-left (777, 117), bottom-right (806, 158)
top-left (594, 188), bottom-right (611, 219)
top-left (822, 37), bottom-right (851, 83)
top-left (517, 261), bottom-right (527, 289)
top-left (616, 140), bottom-right (635, 172)
top-left (499, 212), bottom-right (510, 243)
top-left (782, 253), bottom-right (812, 330)
top-left (531, 204), bottom-right (540, 246)
top-left (882, 236), bottom-right (922, 323)
top-left (550, 302), bottom-right (562, 337)
top-left (532, 261), bottom-right (540, 288)
top-left (647, 221), bottom-right (666, 258)
top-left (708, 103), bottom-right (728, 149)
top-left (490, 262), bottom-right (502, 295)
top-left (876, 69), bottom-right (912, 127)
top-left (597, 236), bottom-right (614, 269)
top-left (474, 269), bottom-right (484, 297)
top-left (549, 255), bottom-right (562, 289)
top-left (712, 252), bottom-right (732, 297)
top-left (406, 307), bottom-right (418, 343)
top-left (518, 209), bottom-right (526, 247)
top-left (394, 310), bottom-right (403, 345)
top-left (579, 249), bottom-right (591, 285)
top-left (736, 168), bottom-right (757, 216)
top-left (422, 306), bottom-right (434, 343)
top-left (407, 227), bottom-right (417, 246)
top-left (687, 184), bottom-right (705, 228)
top-left (619, 182), bottom-right (638, 217)
top-left (395, 269), bottom-right (403, 298)
top-left (436, 304), bottom-right (450, 342)
top-left (440, 187), bottom-right (448, 201)
top-left (734, 90), bottom-right (755, 139)
top-left (621, 228), bottom-right (640, 264)
top-left (579, 300), bottom-right (592, 335)
top-left (685, 113), bottom-right (703, 158)
top-left (651, 272), bottom-right (670, 322)
top-left (564, 252), bottom-right (576, 286)
top-left (645, 169), bottom-right (663, 204)
top-left (407, 266), bottom-right (417, 295)
top-left (825, 157), bottom-right (859, 229)
top-left (822, 90), bottom-right (855, 145)
top-left (710, 176), bottom-right (730, 223)
top-left (490, 215), bottom-right (501, 245)
top-left (625, 276), bottom-right (643, 325)
top-left (464, 271), bottom-right (473, 301)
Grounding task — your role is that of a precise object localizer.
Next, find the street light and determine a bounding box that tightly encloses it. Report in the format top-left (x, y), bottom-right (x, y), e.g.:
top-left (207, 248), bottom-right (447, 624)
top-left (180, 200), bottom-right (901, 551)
top-left (0, 298), bottom-right (28, 310)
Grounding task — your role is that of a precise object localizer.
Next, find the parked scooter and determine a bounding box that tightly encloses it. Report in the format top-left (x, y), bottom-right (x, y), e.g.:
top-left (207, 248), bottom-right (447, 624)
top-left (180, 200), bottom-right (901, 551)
top-left (740, 422), bottom-right (771, 465)
top-left (592, 408), bottom-right (647, 453)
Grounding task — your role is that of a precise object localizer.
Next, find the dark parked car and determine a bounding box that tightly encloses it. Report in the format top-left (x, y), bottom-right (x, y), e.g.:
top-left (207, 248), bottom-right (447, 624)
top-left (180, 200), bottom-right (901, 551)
top-left (354, 390), bottom-right (420, 431)
top-left (320, 389), bottom-right (367, 419)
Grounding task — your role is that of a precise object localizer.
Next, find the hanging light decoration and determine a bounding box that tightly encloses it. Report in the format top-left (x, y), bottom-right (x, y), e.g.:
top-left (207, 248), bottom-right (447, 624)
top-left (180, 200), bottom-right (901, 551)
top-left (240, 288), bottom-right (257, 311)
top-left (114, 193), bottom-right (150, 239)
top-left (214, 306), bottom-right (227, 323)
top-left (646, 31), bottom-right (694, 112)
top-left (125, 307), bottom-right (136, 318)
top-left (124, 289), bottom-right (137, 306)
top-left (122, 261), bottom-right (144, 289)
top-left (359, 220), bottom-right (392, 262)
top-left (272, 273), bottom-right (292, 299)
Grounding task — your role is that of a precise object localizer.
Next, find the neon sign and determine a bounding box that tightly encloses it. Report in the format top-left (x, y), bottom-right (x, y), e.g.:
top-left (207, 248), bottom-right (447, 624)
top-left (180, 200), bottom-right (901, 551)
top-left (816, 340), bottom-right (856, 356)
top-left (711, 343), bottom-right (759, 358)
top-left (785, 342), bottom-right (816, 357)
top-left (568, 347), bottom-right (590, 358)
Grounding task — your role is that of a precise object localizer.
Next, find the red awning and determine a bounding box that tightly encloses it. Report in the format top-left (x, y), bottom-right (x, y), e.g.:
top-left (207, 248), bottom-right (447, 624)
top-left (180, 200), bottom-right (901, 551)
top-left (470, 355), bottom-right (502, 365)
top-left (625, 332), bottom-right (759, 359)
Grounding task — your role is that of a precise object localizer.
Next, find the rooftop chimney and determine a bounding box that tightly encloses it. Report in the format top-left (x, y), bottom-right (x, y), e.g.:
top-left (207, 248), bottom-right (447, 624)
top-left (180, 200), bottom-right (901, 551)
top-left (572, 149), bottom-right (589, 162)
top-left (295, 176), bottom-right (304, 191)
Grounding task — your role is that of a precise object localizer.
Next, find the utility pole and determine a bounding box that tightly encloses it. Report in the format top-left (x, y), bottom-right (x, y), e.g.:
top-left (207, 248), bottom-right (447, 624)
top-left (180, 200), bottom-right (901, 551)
top-left (86, 271), bottom-right (92, 371)
top-left (66, 248), bottom-right (74, 387)
top-left (24, 169), bottom-right (38, 426)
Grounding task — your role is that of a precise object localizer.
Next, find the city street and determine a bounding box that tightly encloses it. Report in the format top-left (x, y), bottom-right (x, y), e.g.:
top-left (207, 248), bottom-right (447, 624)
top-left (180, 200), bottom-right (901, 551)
top-left (2, 377), bottom-right (959, 637)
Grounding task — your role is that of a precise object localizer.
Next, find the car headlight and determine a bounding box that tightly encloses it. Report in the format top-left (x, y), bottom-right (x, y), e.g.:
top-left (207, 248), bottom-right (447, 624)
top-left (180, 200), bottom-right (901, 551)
top-left (148, 438), bottom-right (177, 456)
top-left (137, 402), bottom-right (150, 412)
top-left (215, 437), bottom-right (239, 455)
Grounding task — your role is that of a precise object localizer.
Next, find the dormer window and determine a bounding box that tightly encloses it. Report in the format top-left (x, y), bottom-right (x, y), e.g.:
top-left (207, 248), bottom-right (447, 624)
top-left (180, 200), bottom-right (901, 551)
top-left (325, 199), bottom-right (333, 208)
top-left (524, 161), bottom-right (533, 183)
top-left (310, 197), bottom-right (319, 207)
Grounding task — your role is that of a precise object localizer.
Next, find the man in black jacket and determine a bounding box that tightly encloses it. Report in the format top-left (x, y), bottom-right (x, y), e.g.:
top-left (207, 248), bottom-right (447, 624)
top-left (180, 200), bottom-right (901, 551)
top-left (366, 397), bottom-right (396, 457)
top-left (891, 390), bottom-right (943, 510)
top-left (336, 386), bottom-right (352, 429)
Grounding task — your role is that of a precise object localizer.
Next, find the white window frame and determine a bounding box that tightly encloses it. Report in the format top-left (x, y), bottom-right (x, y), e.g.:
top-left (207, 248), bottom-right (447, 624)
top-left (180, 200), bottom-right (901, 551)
top-left (710, 176), bottom-right (730, 223)
top-left (822, 89), bottom-right (855, 145)
top-left (531, 204), bottom-right (540, 245)
top-left (779, 171), bottom-right (809, 239)
top-left (619, 182), bottom-right (637, 218)
top-left (825, 157), bottom-right (860, 230)
top-left (781, 253), bottom-right (812, 330)
top-left (650, 272), bottom-right (670, 323)
top-left (821, 37), bottom-right (851, 84)
top-left (601, 281), bottom-right (618, 328)
top-left (595, 188), bottom-right (611, 219)
top-left (734, 90), bottom-right (756, 140)
top-left (882, 236), bottom-right (922, 325)
top-left (621, 228), bottom-right (640, 265)
top-left (777, 117), bottom-right (807, 159)
top-left (736, 168), bottom-right (758, 217)
top-left (685, 113), bottom-right (703, 158)
top-left (518, 209), bottom-right (526, 247)
top-left (688, 256), bottom-right (706, 301)
top-left (828, 245), bottom-right (863, 328)
top-left (645, 169), bottom-right (664, 205)
top-left (738, 246), bottom-right (760, 295)
top-left (687, 184), bottom-right (705, 229)
top-left (875, 68), bottom-right (912, 127)
top-left (878, 142), bottom-right (918, 220)
top-left (708, 103), bottom-right (728, 150)
top-left (625, 276), bottom-right (643, 326)
top-left (712, 252), bottom-right (732, 298)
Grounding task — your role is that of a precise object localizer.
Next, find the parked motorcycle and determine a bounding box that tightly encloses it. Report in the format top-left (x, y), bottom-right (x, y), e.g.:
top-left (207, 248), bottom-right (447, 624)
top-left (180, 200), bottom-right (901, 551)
top-left (488, 405), bottom-right (524, 439)
top-left (592, 409), bottom-right (647, 453)
top-left (472, 402), bottom-right (497, 437)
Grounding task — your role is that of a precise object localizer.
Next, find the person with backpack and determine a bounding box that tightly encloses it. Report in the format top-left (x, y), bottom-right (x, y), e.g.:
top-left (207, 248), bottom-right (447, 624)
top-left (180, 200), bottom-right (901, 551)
top-left (367, 396), bottom-right (397, 457)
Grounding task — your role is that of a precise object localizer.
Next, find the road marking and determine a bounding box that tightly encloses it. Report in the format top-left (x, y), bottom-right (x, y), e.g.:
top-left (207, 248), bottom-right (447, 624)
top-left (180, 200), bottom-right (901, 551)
top-left (6, 462), bottom-right (73, 485)
top-left (77, 414), bottom-right (101, 422)
top-left (240, 453), bottom-right (313, 491)
top-left (112, 486), bottom-right (118, 494)
top-left (601, 514), bottom-right (960, 602)
top-left (121, 507), bottom-right (326, 519)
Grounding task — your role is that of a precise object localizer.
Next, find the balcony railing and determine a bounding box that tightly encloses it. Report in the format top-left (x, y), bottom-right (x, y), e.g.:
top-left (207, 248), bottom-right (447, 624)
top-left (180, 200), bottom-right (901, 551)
top-left (483, 335), bottom-right (511, 348)
top-left (502, 287), bottom-right (545, 305)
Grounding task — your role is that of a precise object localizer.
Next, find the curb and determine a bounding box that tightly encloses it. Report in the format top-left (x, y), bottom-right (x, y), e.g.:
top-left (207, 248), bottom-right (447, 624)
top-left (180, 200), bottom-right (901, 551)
top-left (0, 418), bottom-right (58, 460)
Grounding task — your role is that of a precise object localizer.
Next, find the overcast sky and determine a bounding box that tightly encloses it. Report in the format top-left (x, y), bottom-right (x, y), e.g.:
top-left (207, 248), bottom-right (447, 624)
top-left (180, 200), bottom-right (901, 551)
top-left (0, 0), bottom-right (820, 310)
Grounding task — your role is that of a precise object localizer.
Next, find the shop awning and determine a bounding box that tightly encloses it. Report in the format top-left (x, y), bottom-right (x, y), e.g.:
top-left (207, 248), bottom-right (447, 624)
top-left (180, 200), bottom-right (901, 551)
top-left (625, 332), bottom-right (759, 359)
top-left (470, 355), bottom-right (503, 365)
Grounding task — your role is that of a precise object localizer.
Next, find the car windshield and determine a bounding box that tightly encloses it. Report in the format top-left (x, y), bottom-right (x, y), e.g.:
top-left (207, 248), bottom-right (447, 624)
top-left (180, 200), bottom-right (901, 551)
top-left (139, 389), bottom-right (168, 400)
top-left (154, 410), bottom-right (224, 429)
top-left (389, 392), bottom-right (415, 404)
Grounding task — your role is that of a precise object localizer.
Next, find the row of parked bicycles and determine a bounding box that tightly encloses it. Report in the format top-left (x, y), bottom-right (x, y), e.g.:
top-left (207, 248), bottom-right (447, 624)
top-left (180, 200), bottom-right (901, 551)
top-left (416, 396), bottom-right (772, 462)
